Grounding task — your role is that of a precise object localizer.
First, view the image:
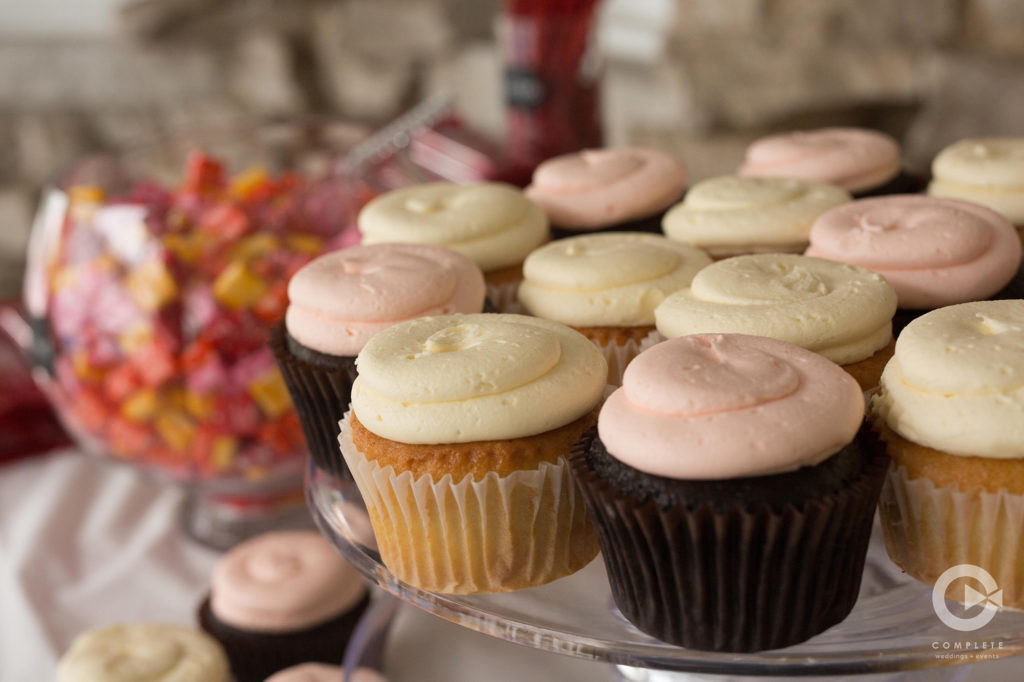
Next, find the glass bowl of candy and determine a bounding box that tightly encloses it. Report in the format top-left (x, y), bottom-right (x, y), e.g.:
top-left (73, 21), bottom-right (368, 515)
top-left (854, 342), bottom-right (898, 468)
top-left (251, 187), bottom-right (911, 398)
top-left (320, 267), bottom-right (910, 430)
top-left (16, 121), bottom-right (371, 547)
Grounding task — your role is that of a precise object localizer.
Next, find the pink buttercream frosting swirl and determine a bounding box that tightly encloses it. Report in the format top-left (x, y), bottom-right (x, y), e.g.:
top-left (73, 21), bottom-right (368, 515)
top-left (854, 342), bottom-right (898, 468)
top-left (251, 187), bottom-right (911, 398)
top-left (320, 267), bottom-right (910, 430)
top-left (739, 127), bottom-right (900, 193)
top-left (209, 530), bottom-right (367, 632)
top-left (285, 243), bottom-right (485, 356)
top-left (806, 195), bottom-right (1021, 309)
top-left (599, 334), bottom-right (864, 479)
top-left (525, 147), bottom-right (687, 229)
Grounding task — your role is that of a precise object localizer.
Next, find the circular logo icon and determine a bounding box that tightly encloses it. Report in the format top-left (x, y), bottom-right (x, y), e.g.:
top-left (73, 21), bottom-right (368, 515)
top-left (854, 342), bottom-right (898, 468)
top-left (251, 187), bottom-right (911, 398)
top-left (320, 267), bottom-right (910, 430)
top-left (932, 564), bottom-right (1002, 632)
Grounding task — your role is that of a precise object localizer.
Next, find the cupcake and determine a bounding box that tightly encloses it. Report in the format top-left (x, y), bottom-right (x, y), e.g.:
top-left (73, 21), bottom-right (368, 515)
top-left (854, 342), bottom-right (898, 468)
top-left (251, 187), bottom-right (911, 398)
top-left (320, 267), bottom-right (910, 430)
top-left (739, 127), bottom-right (924, 197)
top-left (525, 147), bottom-right (687, 239)
top-left (805, 195), bottom-right (1022, 335)
top-left (270, 243), bottom-right (485, 477)
top-left (357, 182), bottom-right (547, 312)
top-left (197, 530), bottom-right (370, 682)
top-left (661, 175), bottom-right (850, 258)
top-left (570, 333), bottom-right (889, 651)
top-left (266, 664), bottom-right (388, 682)
top-left (340, 313), bottom-right (607, 594)
top-left (928, 137), bottom-right (1024, 238)
top-left (57, 623), bottom-right (230, 682)
top-left (517, 232), bottom-right (711, 384)
top-left (653, 254), bottom-right (898, 391)
top-left (872, 300), bottom-right (1024, 608)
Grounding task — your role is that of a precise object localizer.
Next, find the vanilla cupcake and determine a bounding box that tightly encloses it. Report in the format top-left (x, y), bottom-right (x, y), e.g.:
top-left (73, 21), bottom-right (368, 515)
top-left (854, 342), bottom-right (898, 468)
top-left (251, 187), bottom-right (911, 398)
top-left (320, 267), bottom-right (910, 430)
top-left (270, 243), bottom-right (485, 477)
top-left (654, 254), bottom-right (898, 391)
top-left (872, 300), bottom-right (1024, 608)
top-left (525, 147), bottom-right (687, 239)
top-left (57, 624), bottom-right (230, 682)
top-left (518, 233), bottom-right (711, 383)
top-left (929, 138), bottom-right (1024, 239)
top-left (266, 664), bottom-right (388, 682)
top-left (357, 182), bottom-right (547, 312)
top-left (739, 127), bottom-right (924, 197)
top-left (340, 313), bottom-right (607, 593)
top-left (662, 175), bottom-right (850, 258)
top-left (570, 334), bottom-right (888, 651)
top-left (806, 195), bottom-right (1022, 334)
top-left (198, 530), bottom-right (370, 682)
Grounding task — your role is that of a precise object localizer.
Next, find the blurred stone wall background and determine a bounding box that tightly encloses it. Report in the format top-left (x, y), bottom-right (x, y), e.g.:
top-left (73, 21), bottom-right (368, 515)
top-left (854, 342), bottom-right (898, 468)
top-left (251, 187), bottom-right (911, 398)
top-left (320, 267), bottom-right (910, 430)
top-left (2, 0), bottom-right (1024, 295)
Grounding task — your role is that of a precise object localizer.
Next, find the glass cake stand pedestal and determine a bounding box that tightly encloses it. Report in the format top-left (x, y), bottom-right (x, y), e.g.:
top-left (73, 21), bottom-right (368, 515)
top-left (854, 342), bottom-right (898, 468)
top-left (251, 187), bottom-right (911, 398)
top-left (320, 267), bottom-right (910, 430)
top-left (306, 460), bottom-right (1024, 680)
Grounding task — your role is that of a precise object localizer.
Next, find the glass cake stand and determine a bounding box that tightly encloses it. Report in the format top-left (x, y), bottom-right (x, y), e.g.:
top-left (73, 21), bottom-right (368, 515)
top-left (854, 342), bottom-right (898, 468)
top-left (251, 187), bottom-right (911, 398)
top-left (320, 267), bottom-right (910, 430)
top-left (306, 460), bottom-right (1024, 678)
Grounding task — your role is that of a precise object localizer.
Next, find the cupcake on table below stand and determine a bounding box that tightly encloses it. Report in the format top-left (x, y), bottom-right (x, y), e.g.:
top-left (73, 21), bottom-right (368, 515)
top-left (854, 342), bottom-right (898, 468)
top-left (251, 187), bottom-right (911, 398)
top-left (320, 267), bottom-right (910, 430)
top-left (517, 232), bottom-right (711, 384)
top-left (653, 253), bottom-right (898, 391)
top-left (661, 175), bottom-right (850, 258)
top-left (357, 182), bottom-right (547, 312)
top-left (929, 137), bottom-right (1024, 239)
top-left (805, 195), bottom-right (1022, 335)
top-left (341, 313), bottom-right (607, 594)
top-left (524, 147), bottom-right (687, 239)
top-left (570, 333), bottom-right (888, 652)
top-left (739, 127), bottom-right (925, 198)
top-left (57, 623), bottom-right (231, 682)
top-left (266, 664), bottom-right (388, 682)
top-left (872, 300), bottom-right (1024, 609)
top-left (197, 530), bottom-right (371, 682)
top-left (269, 243), bottom-right (485, 478)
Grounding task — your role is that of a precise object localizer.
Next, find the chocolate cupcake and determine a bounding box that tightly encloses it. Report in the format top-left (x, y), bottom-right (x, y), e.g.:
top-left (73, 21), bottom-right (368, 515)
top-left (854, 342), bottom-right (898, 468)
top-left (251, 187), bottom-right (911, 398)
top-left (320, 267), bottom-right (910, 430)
top-left (518, 232), bottom-right (711, 384)
top-left (570, 334), bottom-right (889, 652)
top-left (525, 147), bottom-right (687, 239)
top-left (357, 182), bottom-right (547, 313)
top-left (653, 254), bottom-right (898, 391)
top-left (57, 624), bottom-right (231, 682)
top-left (197, 530), bottom-right (370, 682)
top-left (805, 195), bottom-right (1022, 337)
top-left (270, 243), bottom-right (485, 477)
top-left (739, 127), bottom-right (925, 198)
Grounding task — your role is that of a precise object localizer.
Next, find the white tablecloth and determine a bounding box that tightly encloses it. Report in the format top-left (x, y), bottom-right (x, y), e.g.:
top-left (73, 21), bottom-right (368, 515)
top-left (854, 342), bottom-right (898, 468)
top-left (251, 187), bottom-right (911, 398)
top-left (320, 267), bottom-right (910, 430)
top-left (0, 450), bottom-right (1019, 682)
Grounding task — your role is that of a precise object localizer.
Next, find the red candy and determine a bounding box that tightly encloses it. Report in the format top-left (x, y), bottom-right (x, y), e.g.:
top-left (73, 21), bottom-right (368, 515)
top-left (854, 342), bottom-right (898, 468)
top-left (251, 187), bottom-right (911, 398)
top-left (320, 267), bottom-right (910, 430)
top-left (43, 152), bottom-right (357, 480)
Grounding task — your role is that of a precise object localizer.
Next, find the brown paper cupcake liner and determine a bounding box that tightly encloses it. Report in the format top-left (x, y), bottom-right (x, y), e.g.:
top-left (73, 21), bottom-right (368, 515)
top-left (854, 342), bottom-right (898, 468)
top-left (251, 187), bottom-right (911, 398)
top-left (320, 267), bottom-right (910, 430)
top-left (338, 412), bottom-right (598, 594)
top-left (269, 322), bottom-right (356, 479)
top-left (569, 427), bottom-right (890, 652)
top-left (197, 591), bottom-right (370, 682)
top-left (878, 464), bottom-right (1024, 608)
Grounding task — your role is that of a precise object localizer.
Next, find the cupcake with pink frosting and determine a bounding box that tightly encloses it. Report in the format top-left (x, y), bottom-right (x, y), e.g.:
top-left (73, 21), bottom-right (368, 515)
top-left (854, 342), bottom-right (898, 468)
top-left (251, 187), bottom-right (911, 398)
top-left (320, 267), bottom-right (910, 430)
top-left (805, 195), bottom-right (1022, 334)
top-left (570, 334), bottom-right (889, 652)
top-left (739, 127), bottom-right (925, 198)
top-left (525, 147), bottom-right (687, 239)
top-left (269, 243), bottom-right (486, 477)
top-left (198, 530), bottom-right (370, 682)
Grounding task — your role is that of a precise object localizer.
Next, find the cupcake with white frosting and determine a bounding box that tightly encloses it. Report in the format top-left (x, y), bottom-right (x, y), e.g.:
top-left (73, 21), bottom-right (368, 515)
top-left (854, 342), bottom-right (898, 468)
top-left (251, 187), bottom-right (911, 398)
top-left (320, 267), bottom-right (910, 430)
top-left (570, 334), bottom-right (889, 651)
top-left (266, 664), bottom-right (388, 682)
top-left (872, 300), bottom-right (1024, 608)
top-left (518, 232), bottom-right (711, 383)
top-left (340, 313), bottom-right (607, 593)
top-left (662, 175), bottom-right (850, 258)
top-left (929, 137), bottom-right (1024, 237)
top-left (525, 147), bottom-right (687, 239)
top-left (357, 182), bottom-right (547, 312)
top-left (269, 243), bottom-right (485, 477)
top-left (57, 624), bottom-right (230, 682)
top-left (197, 530), bottom-right (370, 682)
top-left (738, 127), bottom-right (924, 197)
top-left (653, 253), bottom-right (898, 391)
